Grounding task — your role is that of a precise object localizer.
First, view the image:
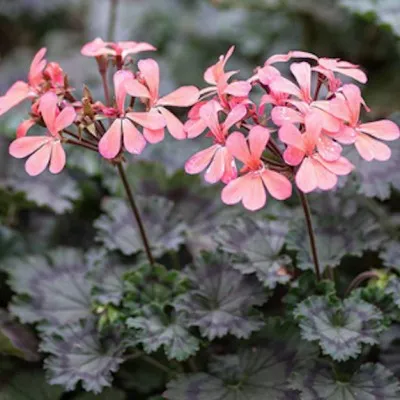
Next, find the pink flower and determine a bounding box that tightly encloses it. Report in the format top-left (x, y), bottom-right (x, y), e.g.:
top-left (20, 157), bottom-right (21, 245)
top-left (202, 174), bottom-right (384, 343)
top-left (0, 48), bottom-right (47, 116)
top-left (185, 101), bottom-right (247, 183)
top-left (221, 126), bottom-right (292, 211)
top-left (8, 92), bottom-right (75, 176)
top-left (279, 113), bottom-right (354, 193)
top-left (325, 84), bottom-right (400, 161)
top-left (81, 37), bottom-right (156, 59)
top-left (98, 70), bottom-right (166, 159)
top-left (124, 59), bottom-right (199, 142)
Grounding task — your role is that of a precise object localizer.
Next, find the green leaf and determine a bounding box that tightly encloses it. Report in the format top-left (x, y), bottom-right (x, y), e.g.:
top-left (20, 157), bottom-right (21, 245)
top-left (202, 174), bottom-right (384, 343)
top-left (0, 370), bottom-right (64, 400)
top-left (94, 196), bottom-right (186, 257)
top-left (290, 360), bottom-right (400, 399)
top-left (165, 345), bottom-right (305, 399)
top-left (381, 241), bottom-right (400, 272)
top-left (380, 324), bottom-right (400, 377)
top-left (41, 320), bottom-right (125, 394)
top-left (214, 215), bottom-right (291, 288)
top-left (0, 309), bottom-right (39, 361)
top-left (175, 252), bottom-right (268, 340)
top-left (127, 307), bottom-right (200, 361)
top-left (294, 296), bottom-right (385, 361)
top-left (3, 248), bottom-right (92, 330)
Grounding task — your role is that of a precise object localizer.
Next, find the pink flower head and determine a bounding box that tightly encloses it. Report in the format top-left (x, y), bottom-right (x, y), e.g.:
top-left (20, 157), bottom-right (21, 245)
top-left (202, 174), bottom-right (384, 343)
top-left (8, 92), bottom-right (76, 176)
top-left (313, 58), bottom-right (367, 84)
top-left (43, 62), bottom-right (65, 88)
top-left (325, 84), bottom-right (400, 161)
top-left (0, 48), bottom-right (47, 116)
top-left (221, 126), bottom-right (292, 211)
top-left (185, 101), bottom-right (247, 183)
top-left (279, 112), bottom-right (354, 193)
top-left (124, 58), bottom-right (199, 142)
top-left (81, 37), bottom-right (156, 59)
top-left (265, 50), bottom-right (318, 65)
top-left (98, 70), bottom-right (166, 159)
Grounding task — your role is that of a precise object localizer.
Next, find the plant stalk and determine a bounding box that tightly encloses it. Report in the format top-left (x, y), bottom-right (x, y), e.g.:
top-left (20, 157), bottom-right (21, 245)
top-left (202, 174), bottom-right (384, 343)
top-left (117, 163), bottom-right (155, 266)
top-left (297, 189), bottom-right (321, 281)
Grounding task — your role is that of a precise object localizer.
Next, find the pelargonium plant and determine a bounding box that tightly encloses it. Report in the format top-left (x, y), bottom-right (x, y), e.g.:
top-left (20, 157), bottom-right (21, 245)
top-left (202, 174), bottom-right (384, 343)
top-left (1, 29), bottom-right (400, 400)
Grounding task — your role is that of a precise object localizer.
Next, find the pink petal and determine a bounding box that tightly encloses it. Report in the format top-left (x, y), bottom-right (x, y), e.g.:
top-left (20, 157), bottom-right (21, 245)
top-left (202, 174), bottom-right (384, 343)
top-left (226, 131), bottom-right (251, 164)
top-left (272, 107), bottom-right (304, 126)
top-left (223, 104), bottom-right (247, 132)
top-left (242, 175), bottom-right (267, 211)
top-left (205, 147), bottom-right (225, 183)
top-left (314, 153), bottom-right (354, 175)
top-left (221, 175), bottom-right (247, 205)
top-left (25, 142), bottom-right (52, 176)
top-left (158, 107), bottom-right (185, 140)
top-left (317, 134), bottom-right (342, 162)
top-left (126, 111), bottom-right (166, 130)
top-left (340, 84), bottom-right (362, 124)
top-left (9, 136), bottom-right (50, 158)
top-left (328, 125), bottom-right (357, 144)
top-left (16, 119), bottom-right (35, 138)
top-left (223, 81), bottom-right (252, 97)
top-left (332, 67), bottom-right (367, 84)
top-left (0, 81), bottom-right (30, 116)
top-left (122, 119), bottom-right (146, 154)
top-left (185, 144), bottom-right (219, 175)
top-left (296, 158), bottom-right (318, 193)
top-left (114, 70), bottom-right (133, 115)
top-left (157, 86), bottom-right (199, 107)
top-left (358, 120), bottom-right (400, 141)
top-left (143, 127), bottom-right (164, 144)
top-left (81, 37), bottom-right (110, 57)
top-left (257, 65), bottom-right (281, 85)
top-left (311, 158), bottom-right (337, 190)
top-left (138, 59), bottom-right (160, 101)
top-left (221, 149), bottom-right (237, 184)
top-left (261, 170), bottom-right (292, 200)
top-left (98, 119), bottom-right (122, 159)
top-left (199, 100), bottom-right (222, 136)
top-left (312, 106), bottom-right (341, 132)
top-left (283, 146), bottom-right (305, 166)
top-left (120, 42), bottom-right (156, 58)
top-left (54, 106), bottom-right (76, 133)
top-left (355, 133), bottom-right (391, 162)
top-left (249, 126), bottom-right (270, 160)
top-left (49, 141), bottom-right (66, 174)
top-left (124, 79), bottom-right (151, 99)
top-left (28, 47), bottom-right (47, 86)
top-left (279, 123), bottom-right (304, 150)
top-left (304, 111), bottom-right (323, 149)
top-left (185, 118), bottom-right (208, 139)
top-left (291, 62), bottom-right (312, 103)
top-left (39, 92), bottom-right (58, 134)
top-left (270, 77), bottom-right (302, 99)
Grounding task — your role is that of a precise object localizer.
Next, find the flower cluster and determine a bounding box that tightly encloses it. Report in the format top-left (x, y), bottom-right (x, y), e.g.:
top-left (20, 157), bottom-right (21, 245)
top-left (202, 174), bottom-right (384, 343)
top-left (0, 40), bottom-right (398, 210)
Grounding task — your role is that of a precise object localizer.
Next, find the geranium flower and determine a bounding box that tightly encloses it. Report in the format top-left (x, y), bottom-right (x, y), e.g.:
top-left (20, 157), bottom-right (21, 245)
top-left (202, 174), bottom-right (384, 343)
top-left (185, 101), bottom-right (246, 183)
top-left (9, 92), bottom-right (75, 176)
top-left (325, 84), bottom-right (400, 161)
top-left (124, 58), bottom-right (199, 142)
top-left (221, 126), bottom-right (292, 210)
top-left (81, 37), bottom-right (156, 59)
top-left (279, 113), bottom-right (354, 193)
top-left (98, 70), bottom-right (166, 159)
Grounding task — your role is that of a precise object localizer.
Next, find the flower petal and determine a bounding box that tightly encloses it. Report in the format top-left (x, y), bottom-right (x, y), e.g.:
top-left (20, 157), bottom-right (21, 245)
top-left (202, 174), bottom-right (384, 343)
top-left (317, 134), bottom-right (342, 162)
top-left (314, 153), bottom-right (354, 175)
top-left (279, 123), bottom-right (304, 150)
top-left (126, 111), bottom-right (166, 130)
top-left (0, 81), bottom-right (30, 116)
top-left (114, 70), bottom-right (133, 114)
top-left (249, 126), bottom-right (270, 160)
top-left (54, 106), bottom-right (76, 133)
top-left (185, 118), bottom-right (208, 139)
top-left (223, 104), bottom-right (247, 132)
top-left (185, 144), bottom-right (219, 175)
top-left (25, 142), bottom-right (52, 176)
top-left (271, 106), bottom-right (304, 126)
top-left (291, 62), bottom-right (312, 102)
top-left (122, 119), bottom-right (146, 154)
top-left (221, 175), bottom-right (247, 205)
top-left (283, 146), bottom-right (305, 166)
top-left (358, 120), bottom-right (400, 141)
top-left (98, 119), bottom-right (122, 159)
top-left (261, 169), bottom-right (292, 200)
top-left (124, 79), bottom-right (151, 99)
top-left (242, 175), bottom-right (266, 211)
top-left (223, 81), bottom-right (252, 97)
top-left (157, 86), bottom-right (200, 107)
top-left (49, 141), bottom-right (66, 174)
top-left (226, 131), bottom-right (251, 164)
top-left (143, 127), bottom-right (164, 144)
top-left (16, 119), bottom-right (36, 138)
top-left (28, 47), bottom-right (47, 86)
top-left (205, 147), bottom-right (225, 183)
top-left (296, 157), bottom-right (318, 193)
top-left (354, 133), bottom-right (391, 162)
top-left (138, 59), bottom-right (160, 101)
top-left (9, 136), bottom-right (49, 158)
top-left (158, 107), bottom-right (185, 139)
top-left (39, 92), bottom-right (58, 134)
top-left (311, 158), bottom-right (337, 190)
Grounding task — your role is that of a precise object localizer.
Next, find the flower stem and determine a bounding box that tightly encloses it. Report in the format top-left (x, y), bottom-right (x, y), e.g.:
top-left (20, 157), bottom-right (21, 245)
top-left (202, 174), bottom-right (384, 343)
top-left (101, 72), bottom-right (111, 107)
top-left (345, 270), bottom-right (380, 297)
top-left (296, 189), bottom-right (321, 281)
top-left (65, 138), bottom-right (98, 152)
top-left (117, 163), bottom-right (155, 265)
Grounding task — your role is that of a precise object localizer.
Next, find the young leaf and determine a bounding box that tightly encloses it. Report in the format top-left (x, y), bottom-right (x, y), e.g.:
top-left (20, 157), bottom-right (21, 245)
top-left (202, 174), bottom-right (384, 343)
top-left (3, 248), bottom-right (92, 330)
top-left (214, 215), bottom-right (291, 288)
top-left (165, 346), bottom-right (303, 400)
top-left (41, 320), bottom-right (125, 394)
top-left (290, 360), bottom-right (400, 399)
top-left (294, 296), bottom-right (385, 361)
top-left (94, 196), bottom-right (186, 257)
top-left (127, 307), bottom-right (200, 361)
top-left (174, 252), bottom-right (268, 340)
top-left (0, 370), bottom-right (64, 400)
